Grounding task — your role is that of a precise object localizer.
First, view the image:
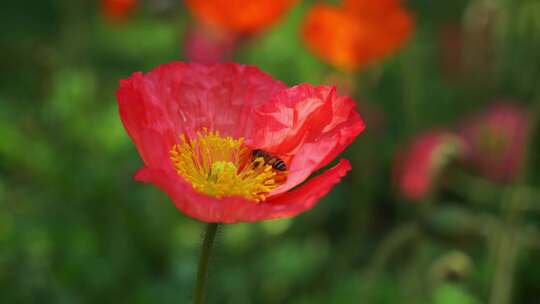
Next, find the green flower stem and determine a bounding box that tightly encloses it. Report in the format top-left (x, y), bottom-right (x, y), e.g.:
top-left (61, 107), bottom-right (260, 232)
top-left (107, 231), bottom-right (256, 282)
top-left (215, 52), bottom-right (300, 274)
top-left (193, 223), bottom-right (219, 304)
top-left (489, 94), bottom-right (540, 304)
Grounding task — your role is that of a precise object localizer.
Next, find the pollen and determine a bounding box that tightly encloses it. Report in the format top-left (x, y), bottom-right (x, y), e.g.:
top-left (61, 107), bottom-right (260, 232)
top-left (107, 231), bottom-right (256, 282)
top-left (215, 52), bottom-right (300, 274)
top-left (170, 129), bottom-right (287, 202)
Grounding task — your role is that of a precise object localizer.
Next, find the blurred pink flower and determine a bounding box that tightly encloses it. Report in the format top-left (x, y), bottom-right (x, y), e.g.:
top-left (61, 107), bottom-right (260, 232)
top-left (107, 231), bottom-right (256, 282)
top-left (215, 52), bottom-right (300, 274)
top-left (394, 130), bottom-right (464, 200)
top-left (183, 26), bottom-right (239, 64)
top-left (459, 102), bottom-right (530, 183)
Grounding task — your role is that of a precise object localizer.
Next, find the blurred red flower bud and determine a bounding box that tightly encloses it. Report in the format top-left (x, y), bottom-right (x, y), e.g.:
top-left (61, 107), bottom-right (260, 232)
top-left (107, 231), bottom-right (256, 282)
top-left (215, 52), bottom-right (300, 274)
top-left (394, 131), bottom-right (464, 200)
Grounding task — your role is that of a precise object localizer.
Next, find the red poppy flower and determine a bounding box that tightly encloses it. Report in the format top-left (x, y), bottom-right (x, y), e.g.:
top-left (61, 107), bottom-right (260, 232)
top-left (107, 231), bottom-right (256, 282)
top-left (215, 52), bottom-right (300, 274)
top-left (459, 102), bottom-right (530, 183)
top-left (393, 130), bottom-right (464, 200)
top-left (117, 62), bottom-right (365, 223)
top-left (185, 0), bottom-right (297, 34)
top-left (301, 0), bottom-right (413, 71)
top-left (101, 0), bottom-right (137, 22)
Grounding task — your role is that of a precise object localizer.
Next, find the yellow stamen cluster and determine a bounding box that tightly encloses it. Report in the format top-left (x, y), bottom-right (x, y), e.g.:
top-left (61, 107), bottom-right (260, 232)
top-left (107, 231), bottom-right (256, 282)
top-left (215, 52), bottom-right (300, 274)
top-left (170, 129), bottom-right (286, 202)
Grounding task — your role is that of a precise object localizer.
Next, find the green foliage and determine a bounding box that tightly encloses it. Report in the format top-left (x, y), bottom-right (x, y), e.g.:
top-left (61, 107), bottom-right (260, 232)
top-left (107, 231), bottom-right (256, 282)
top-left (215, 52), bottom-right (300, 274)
top-left (433, 283), bottom-right (480, 304)
top-left (1, 0), bottom-right (540, 303)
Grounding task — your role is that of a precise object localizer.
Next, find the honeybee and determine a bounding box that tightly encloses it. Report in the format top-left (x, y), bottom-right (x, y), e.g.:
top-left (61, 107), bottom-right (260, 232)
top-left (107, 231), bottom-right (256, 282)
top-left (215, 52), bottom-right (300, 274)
top-left (251, 149), bottom-right (287, 171)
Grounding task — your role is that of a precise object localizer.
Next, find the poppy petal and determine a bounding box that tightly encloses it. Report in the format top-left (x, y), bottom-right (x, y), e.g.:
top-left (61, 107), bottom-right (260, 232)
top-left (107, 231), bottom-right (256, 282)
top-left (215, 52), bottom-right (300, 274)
top-left (134, 158), bottom-right (351, 223)
top-left (264, 159), bottom-right (352, 218)
top-left (251, 84), bottom-right (365, 195)
top-left (117, 62), bottom-right (288, 170)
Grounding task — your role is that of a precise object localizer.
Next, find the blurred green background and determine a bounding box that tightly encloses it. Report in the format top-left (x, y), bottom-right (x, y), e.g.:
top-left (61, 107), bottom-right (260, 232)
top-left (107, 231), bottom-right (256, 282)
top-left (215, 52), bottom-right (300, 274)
top-left (1, 0), bottom-right (540, 303)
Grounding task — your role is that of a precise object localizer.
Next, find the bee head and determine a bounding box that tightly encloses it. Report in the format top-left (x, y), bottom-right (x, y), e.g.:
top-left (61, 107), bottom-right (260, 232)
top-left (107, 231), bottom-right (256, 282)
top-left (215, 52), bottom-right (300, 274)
top-left (251, 149), bottom-right (265, 158)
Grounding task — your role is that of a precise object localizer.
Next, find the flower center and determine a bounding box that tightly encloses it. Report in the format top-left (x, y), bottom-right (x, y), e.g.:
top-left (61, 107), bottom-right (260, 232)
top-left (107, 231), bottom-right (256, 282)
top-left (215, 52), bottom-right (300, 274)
top-left (170, 129), bottom-right (287, 202)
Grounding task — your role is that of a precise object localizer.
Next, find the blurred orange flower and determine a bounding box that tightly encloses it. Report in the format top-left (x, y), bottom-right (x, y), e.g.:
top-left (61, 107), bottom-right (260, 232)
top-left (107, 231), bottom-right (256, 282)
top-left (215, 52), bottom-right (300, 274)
top-left (302, 0), bottom-right (414, 71)
top-left (101, 0), bottom-right (137, 22)
top-left (185, 0), bottom-right (297, 34)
